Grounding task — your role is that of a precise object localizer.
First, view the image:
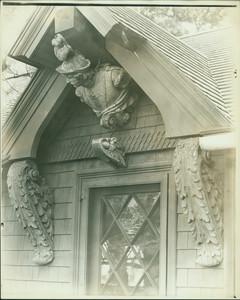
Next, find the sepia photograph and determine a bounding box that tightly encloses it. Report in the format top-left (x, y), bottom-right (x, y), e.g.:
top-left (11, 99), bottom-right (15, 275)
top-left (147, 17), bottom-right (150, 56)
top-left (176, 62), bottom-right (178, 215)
top-left (1, 0), bottom-right (240, 298)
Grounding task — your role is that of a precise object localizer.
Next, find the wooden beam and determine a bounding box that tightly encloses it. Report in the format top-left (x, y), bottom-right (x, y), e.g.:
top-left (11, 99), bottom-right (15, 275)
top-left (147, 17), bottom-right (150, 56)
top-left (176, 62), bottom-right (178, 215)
top-left (199, 132), bottom-right (236, 150)
top-left (77, 6), bottom-right (117, 37)
top-left (55, 7), bottom-right (88, 49)
top-left (9, 7), bottom-right (57, 67)
top-left (54, 7), bottom-right (105, 67)
top-left (106, 38), bottom-right (231, 138)
top-left (2, 71), bottom-right (70, 160)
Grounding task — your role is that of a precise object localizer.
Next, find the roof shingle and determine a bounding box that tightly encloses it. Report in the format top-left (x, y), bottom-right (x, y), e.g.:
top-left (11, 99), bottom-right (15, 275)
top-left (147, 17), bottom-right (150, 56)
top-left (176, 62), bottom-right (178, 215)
top-left (105, 7), bottom-right (232, 121)
top-left (181, 27), bottom-right (236, 121)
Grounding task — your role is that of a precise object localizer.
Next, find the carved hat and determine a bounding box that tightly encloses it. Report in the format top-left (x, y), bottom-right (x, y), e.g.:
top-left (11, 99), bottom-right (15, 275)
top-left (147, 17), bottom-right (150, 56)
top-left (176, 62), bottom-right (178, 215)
top-left (56, 53), bottom-right (91, 74)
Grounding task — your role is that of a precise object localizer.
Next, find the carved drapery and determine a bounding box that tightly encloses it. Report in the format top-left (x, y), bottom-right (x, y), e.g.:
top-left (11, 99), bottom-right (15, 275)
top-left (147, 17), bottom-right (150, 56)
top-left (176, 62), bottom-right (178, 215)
top-left (173, 138), bottom-right (223, 266)
top-left (92, 137), bottom-right (127, 168)
top-left (52, 34), bottom-right (139, 129)
top-left (7, 160), bottom-right (54, 265)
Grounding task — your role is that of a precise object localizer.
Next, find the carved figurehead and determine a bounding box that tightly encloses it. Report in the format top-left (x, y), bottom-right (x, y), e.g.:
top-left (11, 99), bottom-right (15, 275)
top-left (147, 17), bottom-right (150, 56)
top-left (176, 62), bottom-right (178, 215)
top-left (52, 34), bottom-right (139, 129)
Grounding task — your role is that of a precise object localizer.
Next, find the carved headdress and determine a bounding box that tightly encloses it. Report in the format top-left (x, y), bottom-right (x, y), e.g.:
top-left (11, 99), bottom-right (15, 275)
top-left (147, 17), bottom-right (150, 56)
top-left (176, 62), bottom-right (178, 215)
top-left (52, 33), bottom-right (139, 129)
top-left (52, 34), bottom-right (91, 74)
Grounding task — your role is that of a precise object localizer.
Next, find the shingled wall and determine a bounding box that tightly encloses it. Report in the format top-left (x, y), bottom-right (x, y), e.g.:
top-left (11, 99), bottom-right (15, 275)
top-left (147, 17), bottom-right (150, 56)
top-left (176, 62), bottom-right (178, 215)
top-left (1, 91), bottom-right (234, 298)
top-left (175, 150), bottom-right (235, 298)
top-left (1, 169), bottom-right (74, 297)
top-left (2, 93), bottom-right (174, 297)
top-left (38, 92), bottom-right (176, 163)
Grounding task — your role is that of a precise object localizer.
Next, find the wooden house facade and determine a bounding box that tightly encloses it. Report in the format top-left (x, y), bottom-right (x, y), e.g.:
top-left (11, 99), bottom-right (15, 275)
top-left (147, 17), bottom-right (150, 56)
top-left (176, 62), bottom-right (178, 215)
top-left (1, 6), bottom-right (239, 299)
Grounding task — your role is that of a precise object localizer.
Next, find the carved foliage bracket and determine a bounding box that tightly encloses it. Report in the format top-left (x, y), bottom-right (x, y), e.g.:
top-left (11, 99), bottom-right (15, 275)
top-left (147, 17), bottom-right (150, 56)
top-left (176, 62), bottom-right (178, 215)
top-left (7, 160), bottom-right (54, 265)
top-left (173, 138), bottom-right (223, 266)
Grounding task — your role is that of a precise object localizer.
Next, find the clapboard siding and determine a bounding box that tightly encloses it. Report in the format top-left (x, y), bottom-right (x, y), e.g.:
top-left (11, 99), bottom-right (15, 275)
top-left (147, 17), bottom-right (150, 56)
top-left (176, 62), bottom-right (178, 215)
top-left (1, 279), bottom-right (71, 297)
top-left (2, 221), bottom-right (26, 236)
top-left (54, 187), bottom-right (75, 204)
top-left (43, 171), bottom-right (75, 188)
top-left (54, 203), bottom-right (72, 219)
top-left (2, 250), bottom-right (71, 267)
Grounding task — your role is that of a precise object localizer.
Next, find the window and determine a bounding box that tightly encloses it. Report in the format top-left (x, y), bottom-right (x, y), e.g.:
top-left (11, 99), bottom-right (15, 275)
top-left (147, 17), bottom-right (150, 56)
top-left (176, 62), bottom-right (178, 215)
top-left (86, 183), bottom-right (167, 296)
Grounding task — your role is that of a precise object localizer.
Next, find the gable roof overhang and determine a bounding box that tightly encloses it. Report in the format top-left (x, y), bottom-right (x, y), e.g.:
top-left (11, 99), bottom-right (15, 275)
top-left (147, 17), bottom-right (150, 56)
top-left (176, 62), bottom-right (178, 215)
top-left (2, 7), bottom-right (70, 162)
top-left (2, 6), bottom-right (233, 163)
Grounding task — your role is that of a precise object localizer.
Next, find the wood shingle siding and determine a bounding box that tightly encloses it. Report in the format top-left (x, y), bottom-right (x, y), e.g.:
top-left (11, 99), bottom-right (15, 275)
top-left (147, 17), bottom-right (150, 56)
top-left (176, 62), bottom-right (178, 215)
top-left (38, 94), bottom-right (176, 163)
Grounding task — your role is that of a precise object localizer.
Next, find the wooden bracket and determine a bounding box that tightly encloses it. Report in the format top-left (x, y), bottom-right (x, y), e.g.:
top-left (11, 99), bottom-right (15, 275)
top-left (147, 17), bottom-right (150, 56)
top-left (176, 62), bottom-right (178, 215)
top-left (54, 7), bottom-right (105, 67)
top-left (7, 160), bottom-right (54, 265)
top-left (173, 138), bottom-right (223, 266)
top-left (55, 7), bottom-right (88, 48)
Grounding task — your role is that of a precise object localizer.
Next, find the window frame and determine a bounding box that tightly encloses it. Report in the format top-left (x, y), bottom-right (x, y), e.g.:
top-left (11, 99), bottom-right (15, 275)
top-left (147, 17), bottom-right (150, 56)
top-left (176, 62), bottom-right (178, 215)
top-left (73, 165), bottom-right (177, 297)
top-left (87, 183), bottom-right (164, 296)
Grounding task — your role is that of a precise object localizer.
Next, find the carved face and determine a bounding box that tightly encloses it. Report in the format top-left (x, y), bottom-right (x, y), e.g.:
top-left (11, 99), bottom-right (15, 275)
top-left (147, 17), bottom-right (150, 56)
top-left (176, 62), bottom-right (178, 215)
top-left (65, 73), bottom-right (85, 88)
top-left (65, 70), bottom-right (94, 88)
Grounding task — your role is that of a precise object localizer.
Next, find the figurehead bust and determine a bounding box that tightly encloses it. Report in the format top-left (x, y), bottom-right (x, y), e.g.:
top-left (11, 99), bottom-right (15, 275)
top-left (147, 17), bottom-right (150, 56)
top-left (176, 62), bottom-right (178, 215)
top-left (52, 34), bottom-right (139, 129)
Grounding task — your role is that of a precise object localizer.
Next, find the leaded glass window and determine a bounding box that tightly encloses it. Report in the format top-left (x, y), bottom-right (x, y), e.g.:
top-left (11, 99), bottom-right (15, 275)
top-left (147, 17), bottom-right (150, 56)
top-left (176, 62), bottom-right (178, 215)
top-left (87, 184), bottom-right (163, 296)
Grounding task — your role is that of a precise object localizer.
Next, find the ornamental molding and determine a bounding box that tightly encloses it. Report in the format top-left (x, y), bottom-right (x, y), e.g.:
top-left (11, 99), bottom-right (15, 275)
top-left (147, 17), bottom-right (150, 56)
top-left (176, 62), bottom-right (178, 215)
top-left (173, 138), bottom-right (223, 266)
top-left (7, 160), bottom-right (54, 265)
top-left (52, 34), bottom-right (139, 129)
top-left (92, 137), bottom-right (127, 168)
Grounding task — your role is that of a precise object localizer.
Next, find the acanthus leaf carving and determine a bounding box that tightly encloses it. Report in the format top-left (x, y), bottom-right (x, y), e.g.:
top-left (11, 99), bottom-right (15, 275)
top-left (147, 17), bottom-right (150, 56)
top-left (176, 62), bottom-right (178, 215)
top-left (92, 137), bottom-right (127, 168)
top-left (7, 160), bottom-right (54, 265)
top-left (173, 138), bottom-right (223, 266)
top-left (52, 34), bottom-right (139, 129)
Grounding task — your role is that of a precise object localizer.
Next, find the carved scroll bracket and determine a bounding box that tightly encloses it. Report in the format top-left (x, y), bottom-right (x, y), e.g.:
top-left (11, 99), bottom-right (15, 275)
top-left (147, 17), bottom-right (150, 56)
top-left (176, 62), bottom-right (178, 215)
top-left (173, 138), bottom-right (223, 267)
top-left (7, 160), bottom-right (54, 265)
top-left (92, 137), bottom-right (127, 168)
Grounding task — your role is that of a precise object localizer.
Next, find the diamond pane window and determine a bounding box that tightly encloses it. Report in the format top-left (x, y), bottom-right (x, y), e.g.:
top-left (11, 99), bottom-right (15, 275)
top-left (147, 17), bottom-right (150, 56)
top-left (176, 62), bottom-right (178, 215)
top-left (105, 194), bottom-right (129, 215)
top-left (133, 275), bottom-right (157, 296)
top-left (101, 222), bottom-right (128, 267)
top-left (94, 185), bottom-right (161, 296)
top-left (133, 223), bottom-right (159, 267)
top-left (87, 183), bottom-right (167, 297)
top-left (136, 192), bottom-right (159, 215)
top-left (118, 197), bottom-right (145, 239)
